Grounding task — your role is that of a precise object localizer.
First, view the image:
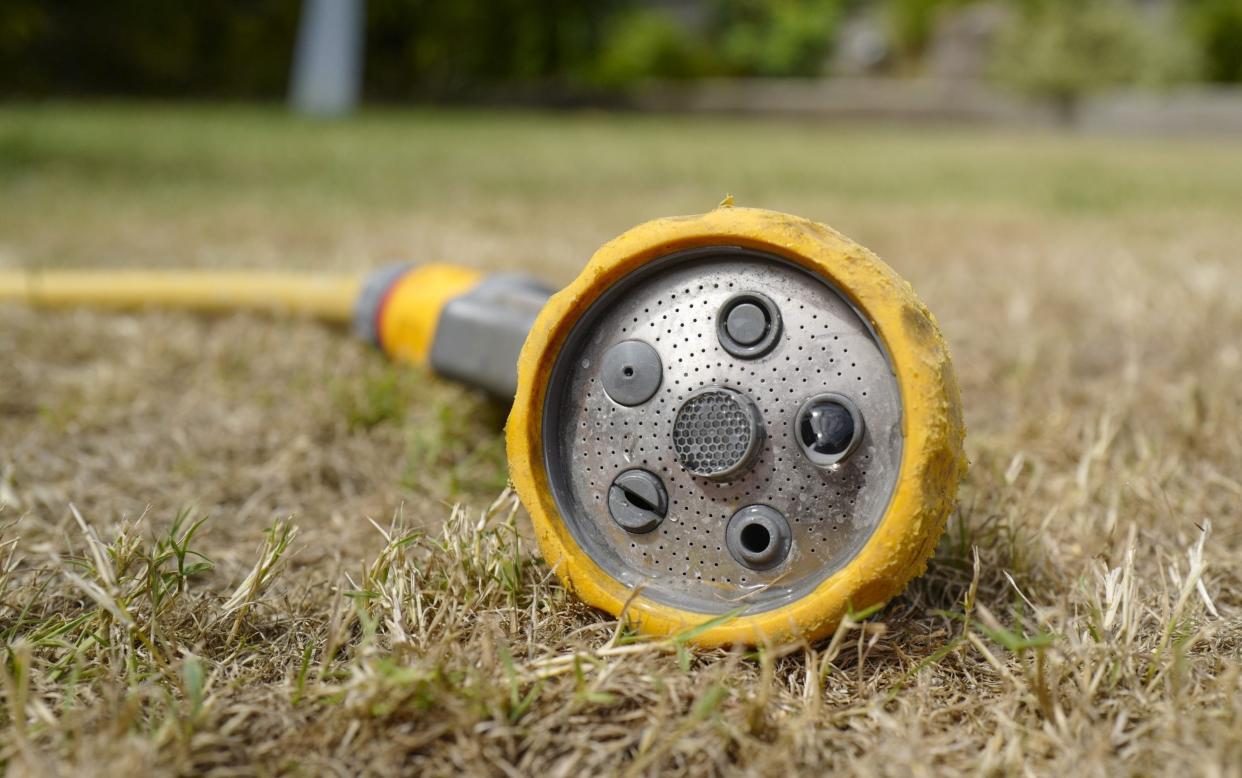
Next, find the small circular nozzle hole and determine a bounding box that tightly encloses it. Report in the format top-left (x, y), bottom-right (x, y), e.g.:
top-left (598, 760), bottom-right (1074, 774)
top-left (740, 523), bottom-right (771, 554)
top-left (623, 366), bottom-right (634, 377)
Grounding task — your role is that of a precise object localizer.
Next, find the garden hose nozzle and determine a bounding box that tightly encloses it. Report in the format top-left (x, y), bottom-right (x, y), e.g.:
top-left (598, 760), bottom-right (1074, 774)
top-left (0, 206), bottom-right (965, 647)
top-left (503, 206), bottom-right (965, 646)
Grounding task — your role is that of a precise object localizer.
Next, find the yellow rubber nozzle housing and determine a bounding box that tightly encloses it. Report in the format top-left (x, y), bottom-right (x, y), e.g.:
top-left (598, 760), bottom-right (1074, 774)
top-left (506, 206), bottom-right (967, 647)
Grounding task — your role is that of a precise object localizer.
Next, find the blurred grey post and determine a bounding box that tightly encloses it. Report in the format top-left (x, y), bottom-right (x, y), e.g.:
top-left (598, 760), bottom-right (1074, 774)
top-left (289, 0), bottom-right (365, 116)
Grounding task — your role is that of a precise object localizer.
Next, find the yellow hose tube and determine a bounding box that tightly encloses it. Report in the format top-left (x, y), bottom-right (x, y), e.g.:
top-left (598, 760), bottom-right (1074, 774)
top-left (0, 269), bottom-right (364, 322)
top-left (0, 264), bottom-right (488, 369)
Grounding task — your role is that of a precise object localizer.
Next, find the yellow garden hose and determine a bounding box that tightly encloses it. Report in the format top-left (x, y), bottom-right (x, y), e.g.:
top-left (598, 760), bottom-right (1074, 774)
top-left (1, 206), bottom-right (966, 646)
top-left (0, 265), bottom-right (499, 382)
top-left (0, 269), bottom-right (363, 322)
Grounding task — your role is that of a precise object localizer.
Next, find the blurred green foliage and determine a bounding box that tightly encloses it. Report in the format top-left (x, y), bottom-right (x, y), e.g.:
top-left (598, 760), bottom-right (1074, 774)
top-left (0, 0), bottom-right (619, 98)
top-left (366, 0), bottom-right (619, 96)
top-left (992, 0), bottom-right (1198, 116)
top-left (1186, 0), bottom-right (1242, 82)
top-left (0, 0), bottom-right (300, 97)
top-left (712, 0), bottom-right (841, 76)
top-left (594, 9), bottom-right (714, 86)
top-left (595, 0), bottom-right (842, 85)
top-left (1, 0), bottom-right (1240, 97)
top-left (886, 0), bottom-right (967, 63)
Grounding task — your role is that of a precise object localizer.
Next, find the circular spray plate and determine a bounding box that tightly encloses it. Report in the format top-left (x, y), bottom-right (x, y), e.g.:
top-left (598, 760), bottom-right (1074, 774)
top-left (542, 247), bottom-right (903, 614)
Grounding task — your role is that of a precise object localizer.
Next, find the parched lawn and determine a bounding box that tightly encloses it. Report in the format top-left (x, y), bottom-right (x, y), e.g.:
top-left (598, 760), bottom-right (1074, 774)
top-left (1, 104), bottom-right (1240, 776)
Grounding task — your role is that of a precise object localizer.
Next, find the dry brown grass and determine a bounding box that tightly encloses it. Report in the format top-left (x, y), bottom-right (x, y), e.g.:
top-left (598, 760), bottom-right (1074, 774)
top-left (1, 105), bottom-right (1240, 776)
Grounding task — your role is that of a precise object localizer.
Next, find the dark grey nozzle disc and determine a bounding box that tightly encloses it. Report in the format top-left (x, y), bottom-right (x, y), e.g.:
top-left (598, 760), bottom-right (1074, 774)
top-left (608, 469), bottom-right (668, 534)
top-left (717, 291), bottom-right (782, 358)
top-left (601, 339), bottom-right (662, 406)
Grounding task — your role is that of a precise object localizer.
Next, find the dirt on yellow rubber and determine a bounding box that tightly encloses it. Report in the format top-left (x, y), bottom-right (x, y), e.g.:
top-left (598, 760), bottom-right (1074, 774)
top-left (1, 106), bottom-right (1239, 776)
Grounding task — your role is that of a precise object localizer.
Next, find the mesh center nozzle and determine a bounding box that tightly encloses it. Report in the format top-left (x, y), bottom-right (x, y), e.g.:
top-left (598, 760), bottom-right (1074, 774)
top-left (671, 387), bottom-right (764, 481)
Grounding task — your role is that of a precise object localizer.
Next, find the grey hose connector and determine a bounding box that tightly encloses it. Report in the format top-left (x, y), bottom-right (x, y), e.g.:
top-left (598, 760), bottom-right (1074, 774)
top-left (428, 274), bottom-right (553, 399)
top-left (353, 266), bottom-right (552, 399)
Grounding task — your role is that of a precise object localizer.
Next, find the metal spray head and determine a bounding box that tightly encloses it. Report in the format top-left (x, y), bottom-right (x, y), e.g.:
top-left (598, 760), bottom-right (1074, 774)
top-left (504, 206), bottom-right (966, 646)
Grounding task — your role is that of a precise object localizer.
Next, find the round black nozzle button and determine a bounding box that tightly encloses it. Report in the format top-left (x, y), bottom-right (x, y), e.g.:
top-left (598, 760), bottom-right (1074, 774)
top-left (795, 393), bottom-right (864, 466)
top-left (800, 401), bottom-right (854, 455)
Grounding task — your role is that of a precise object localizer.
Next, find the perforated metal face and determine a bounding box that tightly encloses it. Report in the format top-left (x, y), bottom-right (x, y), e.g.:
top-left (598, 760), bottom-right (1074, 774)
top-left (542, 247), bottom-right (903, 615)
